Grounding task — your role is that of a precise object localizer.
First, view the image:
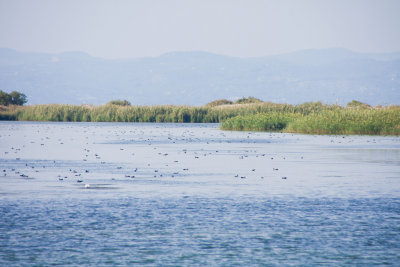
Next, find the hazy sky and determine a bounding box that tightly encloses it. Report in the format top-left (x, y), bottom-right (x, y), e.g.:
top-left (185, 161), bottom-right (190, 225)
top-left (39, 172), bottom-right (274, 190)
top-left (0, 0), bottom-right (399, 59)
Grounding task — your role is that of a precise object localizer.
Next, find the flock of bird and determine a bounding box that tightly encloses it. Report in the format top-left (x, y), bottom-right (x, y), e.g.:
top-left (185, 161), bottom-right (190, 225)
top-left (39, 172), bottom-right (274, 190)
top-left (0, 123), bottom-right (314, 192)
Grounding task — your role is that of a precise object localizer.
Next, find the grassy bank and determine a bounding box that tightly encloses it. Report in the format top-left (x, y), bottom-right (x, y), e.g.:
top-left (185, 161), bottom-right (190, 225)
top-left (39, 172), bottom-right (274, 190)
top-left (0, 104), bottom-right (240, 123)
top-left (286, 108), bottom-right (400, 135)
top-left (221, 106), bottom-right (400, 135)
top-left (0, 101), bottom-right (325, 123)
top-left (1, 101), bottom-right (399, 135)
top-left (220, 112), bottom-right (301, 131)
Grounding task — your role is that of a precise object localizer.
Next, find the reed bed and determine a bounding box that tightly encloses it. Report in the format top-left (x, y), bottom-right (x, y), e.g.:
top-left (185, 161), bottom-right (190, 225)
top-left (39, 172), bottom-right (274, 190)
top-left (220, 112), bottom-right (301, 131)
top-left (1, 102), bottom-right (321, 123)
top-left (1, 104), bottom-right (230, 123)
top-left (1, 102), bottom-right (399, 135)
top-left (221, 106), bottom-right (400, 135)
top-left (286, 108), bottom-right (400, 135)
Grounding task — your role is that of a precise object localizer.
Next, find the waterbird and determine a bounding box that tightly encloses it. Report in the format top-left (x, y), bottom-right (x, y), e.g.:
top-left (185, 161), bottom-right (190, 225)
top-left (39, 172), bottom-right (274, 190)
top-left (85, 184), bottom-right (90, 188)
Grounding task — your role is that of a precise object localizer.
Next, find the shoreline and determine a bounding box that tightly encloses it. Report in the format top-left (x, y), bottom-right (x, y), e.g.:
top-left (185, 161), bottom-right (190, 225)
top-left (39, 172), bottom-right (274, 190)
top-left (1, 101), bottom-right (399, 135)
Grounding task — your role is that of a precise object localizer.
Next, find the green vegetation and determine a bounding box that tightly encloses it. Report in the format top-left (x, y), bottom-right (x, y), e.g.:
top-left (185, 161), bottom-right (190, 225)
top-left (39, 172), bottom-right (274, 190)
top-left (221, 103), bottom-right (400, 135)
top-left (285, 108), bottom-right (400, 135)
top-left (0, 90), bottom-right (27, 106)
top-left (0, 104), bottom-right (217, 123)
top-left (107, 100), bottom-right (131, 106)
top-left (206, 97), bottom-right (263, 107)
top-left (0, 95), bottom-right (399, 135)
top-left (346, 100), bottom-right (372, 109)
top-left (0, 101), bottom-right (300, 123)
top-left (221, 112), bottom-right (301, 131)
top-left (206, 99), bottom-right (233, 107)
top-left (235, 96), bottom-right (263, 104)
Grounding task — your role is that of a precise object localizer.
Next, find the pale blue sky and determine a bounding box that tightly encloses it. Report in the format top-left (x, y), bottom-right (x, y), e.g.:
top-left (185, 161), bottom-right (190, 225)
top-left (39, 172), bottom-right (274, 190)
top-left (0, 0), bottom-right (399, 59)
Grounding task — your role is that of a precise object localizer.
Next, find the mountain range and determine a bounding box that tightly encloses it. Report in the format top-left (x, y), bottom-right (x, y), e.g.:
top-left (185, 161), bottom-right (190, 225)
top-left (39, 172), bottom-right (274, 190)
top-left (0, 47), bottom-right (399, 106)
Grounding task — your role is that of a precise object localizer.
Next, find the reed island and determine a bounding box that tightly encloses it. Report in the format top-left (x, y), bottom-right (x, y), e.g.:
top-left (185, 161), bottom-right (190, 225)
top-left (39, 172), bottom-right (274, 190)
top-left (1, 91), bottom-right (399, 135)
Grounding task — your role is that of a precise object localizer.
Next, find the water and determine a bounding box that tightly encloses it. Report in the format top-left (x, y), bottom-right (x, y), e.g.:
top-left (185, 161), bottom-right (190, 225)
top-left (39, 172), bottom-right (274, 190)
top-left (1, 121), bottom-right (399, 266)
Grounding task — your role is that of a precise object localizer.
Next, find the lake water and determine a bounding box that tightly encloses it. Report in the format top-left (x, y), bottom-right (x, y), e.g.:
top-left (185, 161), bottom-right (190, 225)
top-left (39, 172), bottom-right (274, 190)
top-left (0, 121), bottom-right (399, 266)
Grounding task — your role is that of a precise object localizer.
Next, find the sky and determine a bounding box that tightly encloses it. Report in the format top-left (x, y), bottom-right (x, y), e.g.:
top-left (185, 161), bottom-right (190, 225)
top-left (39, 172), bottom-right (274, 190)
top-left (0, 0), bottom-right (399, 59)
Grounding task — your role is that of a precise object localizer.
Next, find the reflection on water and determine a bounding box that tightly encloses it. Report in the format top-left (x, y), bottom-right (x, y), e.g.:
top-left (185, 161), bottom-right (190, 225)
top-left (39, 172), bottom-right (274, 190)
top-left (0, 122), bottom-right (399, 265)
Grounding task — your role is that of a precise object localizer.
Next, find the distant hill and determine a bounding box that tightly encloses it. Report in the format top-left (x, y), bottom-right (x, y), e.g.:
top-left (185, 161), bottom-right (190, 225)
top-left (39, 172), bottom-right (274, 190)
top-left (0, 48), bottom-right (399, 105)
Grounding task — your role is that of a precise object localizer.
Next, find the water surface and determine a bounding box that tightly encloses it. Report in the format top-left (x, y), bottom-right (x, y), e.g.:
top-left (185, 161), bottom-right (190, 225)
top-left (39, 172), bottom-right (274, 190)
top-left (1, 122), bottom-right (399, 265)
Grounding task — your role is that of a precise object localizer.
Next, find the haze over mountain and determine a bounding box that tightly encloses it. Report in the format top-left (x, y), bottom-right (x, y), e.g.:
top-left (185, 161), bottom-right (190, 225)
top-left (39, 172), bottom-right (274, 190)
top-left (0, 47), bottom-right (399, 106)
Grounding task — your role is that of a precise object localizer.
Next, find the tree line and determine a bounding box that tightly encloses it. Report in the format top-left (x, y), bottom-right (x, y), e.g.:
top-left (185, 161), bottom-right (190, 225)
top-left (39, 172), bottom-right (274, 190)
top-left (0, 90), bottom-right (27, 106)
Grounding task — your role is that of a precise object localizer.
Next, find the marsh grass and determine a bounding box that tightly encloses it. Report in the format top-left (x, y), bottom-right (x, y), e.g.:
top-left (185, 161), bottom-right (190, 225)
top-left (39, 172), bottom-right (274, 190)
top-left (0, 102), bottom-right (305, 123)
top-left (220, 112), bottom-right (301, 131)
top-left (286, 108), bottom-right (400, 135)
top-left (221, 106), bottom-right (400, 135)
top-left (2, 104), bottom-right (223, 123)
top-left (1, 102), bottom-right (399, 135)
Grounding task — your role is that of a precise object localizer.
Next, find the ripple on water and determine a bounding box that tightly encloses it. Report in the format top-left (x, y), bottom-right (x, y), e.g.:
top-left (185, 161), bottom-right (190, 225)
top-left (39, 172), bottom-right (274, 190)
top-left (1, 197), bottom-right (400, 265)
top-left (0, 122), bottom-right (399, 265)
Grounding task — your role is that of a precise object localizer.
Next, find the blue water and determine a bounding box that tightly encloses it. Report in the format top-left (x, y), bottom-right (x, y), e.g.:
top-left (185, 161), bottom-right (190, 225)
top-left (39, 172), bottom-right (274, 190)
top-left (1, 122), bottom-right (400, 266)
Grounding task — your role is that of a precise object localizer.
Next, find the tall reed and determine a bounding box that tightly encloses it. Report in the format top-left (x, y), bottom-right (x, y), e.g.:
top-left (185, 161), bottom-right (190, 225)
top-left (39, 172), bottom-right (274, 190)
top-left (221, 106), bottom-right (400, 135)
top-left (1, 102), bottom-right (399, 135)
top-left (1, 102), bottom-right (304, 123)
top-left (286, 108), bottom-right (400, 135)
top-left (221, 112), bottom-right (301, 131)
